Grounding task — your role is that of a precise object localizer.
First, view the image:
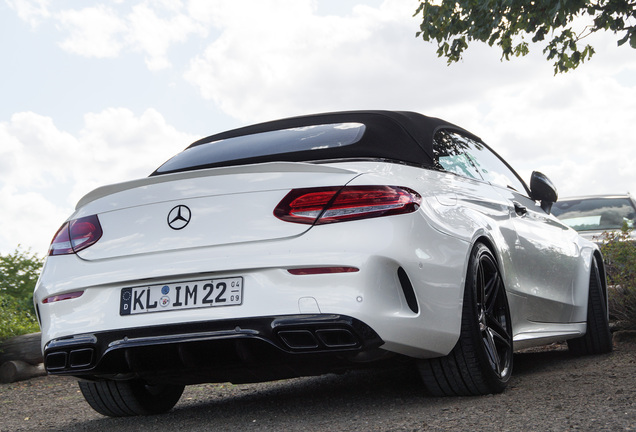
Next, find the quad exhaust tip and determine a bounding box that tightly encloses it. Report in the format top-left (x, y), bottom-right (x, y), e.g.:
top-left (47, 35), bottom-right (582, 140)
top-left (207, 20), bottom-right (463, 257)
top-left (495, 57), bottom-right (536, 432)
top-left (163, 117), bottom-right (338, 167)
top-left (277, 328), bottom-right (359, 350)
top-left (45, 348), bottom-right (95, 372)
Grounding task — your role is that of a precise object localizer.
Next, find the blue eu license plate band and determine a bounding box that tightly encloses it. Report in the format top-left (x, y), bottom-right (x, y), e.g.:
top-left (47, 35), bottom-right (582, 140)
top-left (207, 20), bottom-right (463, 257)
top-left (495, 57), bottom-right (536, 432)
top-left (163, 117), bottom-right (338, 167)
top-left (119, 277), bottom-right (243, 315)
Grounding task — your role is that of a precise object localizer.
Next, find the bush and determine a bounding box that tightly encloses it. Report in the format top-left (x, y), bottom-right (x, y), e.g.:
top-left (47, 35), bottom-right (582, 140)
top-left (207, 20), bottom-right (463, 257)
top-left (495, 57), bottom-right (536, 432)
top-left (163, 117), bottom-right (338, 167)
top-left (0, 247), bottom-right (43, 341)
top-left (0, 246), bottom-right (43, 314)
top-left (0, 295), bottom-right (40, 341)
top-left (600, 223), bottom-right (636, 330)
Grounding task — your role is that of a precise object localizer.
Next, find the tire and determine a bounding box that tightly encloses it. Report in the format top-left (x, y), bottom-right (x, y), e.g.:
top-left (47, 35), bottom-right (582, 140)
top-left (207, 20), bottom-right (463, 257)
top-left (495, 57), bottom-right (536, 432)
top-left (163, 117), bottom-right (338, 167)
top-left (418, 242), bottom-right (513, 396)
top-left (78, 379), bottom-right (185, 417)
top-left (567, 257), bottom-right (613, 355)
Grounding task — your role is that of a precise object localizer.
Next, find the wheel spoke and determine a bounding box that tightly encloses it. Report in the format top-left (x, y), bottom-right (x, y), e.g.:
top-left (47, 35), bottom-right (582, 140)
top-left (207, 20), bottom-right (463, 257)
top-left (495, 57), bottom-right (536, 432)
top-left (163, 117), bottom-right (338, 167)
top-left (477, 262), bottom-right (486, 307)
top-left (485, 314), bottom-right (512, 348)
top-left (483, 328), bottom-right (502, 375)
top-left (476, 252), bottom-right (512, 379)
top-left (484, 272), bottom-right (501, 314)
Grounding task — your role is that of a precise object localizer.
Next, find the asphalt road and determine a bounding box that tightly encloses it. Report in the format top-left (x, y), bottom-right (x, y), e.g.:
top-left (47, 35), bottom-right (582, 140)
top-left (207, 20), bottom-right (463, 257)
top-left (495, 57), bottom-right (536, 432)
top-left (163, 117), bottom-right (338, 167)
top-left (1, 341), bottom-right (635, 431)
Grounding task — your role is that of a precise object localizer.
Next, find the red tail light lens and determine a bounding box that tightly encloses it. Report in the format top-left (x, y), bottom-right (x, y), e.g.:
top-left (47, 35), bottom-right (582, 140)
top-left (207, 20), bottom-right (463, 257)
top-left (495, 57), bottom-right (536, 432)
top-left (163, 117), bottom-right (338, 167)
top-left (42, 291), bottom-right (84, 304)
top-left (274, 187), bottom-right (341, 224)
top-left (274, 186), bottom-right (421, 225)
top-left (48, 215), bottom-right (103, 256)
top-left (288, 267), bottom-right (359, 275)
top-left (49, 222), bottom-right (72, 255)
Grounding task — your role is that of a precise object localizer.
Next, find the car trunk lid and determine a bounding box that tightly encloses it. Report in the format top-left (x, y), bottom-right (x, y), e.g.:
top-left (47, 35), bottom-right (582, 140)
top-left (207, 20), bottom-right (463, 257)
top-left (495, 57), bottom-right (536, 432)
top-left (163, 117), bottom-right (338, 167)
top-left (73, 162), bottom-right (360, 261)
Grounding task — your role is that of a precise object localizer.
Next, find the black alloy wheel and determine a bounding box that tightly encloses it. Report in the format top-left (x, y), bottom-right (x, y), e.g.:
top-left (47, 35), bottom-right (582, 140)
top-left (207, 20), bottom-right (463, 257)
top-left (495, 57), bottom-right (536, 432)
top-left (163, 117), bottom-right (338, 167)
top-left (419, 242), bottom-right (513, 396)
top-left (475, 245), bottom-right (513, 381)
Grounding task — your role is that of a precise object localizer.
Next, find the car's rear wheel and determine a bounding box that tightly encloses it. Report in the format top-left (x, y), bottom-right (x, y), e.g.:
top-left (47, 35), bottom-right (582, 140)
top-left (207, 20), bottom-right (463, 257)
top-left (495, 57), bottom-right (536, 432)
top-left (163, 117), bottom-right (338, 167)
top-left (567, 257), bottom-right (613, 355)
top-left (78, 379), bottom-right (185, 417)
top-left (418, 242), bottom-right (513, 396)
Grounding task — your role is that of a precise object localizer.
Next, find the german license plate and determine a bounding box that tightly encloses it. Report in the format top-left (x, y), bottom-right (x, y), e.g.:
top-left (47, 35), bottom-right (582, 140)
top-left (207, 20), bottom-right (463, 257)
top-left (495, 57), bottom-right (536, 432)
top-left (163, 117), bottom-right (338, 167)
top-left (119, 277), bottom-right (243, 315)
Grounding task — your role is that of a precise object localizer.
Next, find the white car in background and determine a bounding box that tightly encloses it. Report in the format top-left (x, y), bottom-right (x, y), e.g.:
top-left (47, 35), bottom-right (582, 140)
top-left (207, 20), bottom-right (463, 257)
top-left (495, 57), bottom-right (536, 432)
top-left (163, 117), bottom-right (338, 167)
top-left (34, 111), bottom-right (612, 416)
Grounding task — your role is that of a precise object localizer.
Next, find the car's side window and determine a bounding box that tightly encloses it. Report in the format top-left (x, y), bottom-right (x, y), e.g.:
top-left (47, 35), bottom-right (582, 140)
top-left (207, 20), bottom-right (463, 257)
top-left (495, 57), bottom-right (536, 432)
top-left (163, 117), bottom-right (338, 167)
top-left (433, 129), bottom-right (528, 196)
top-left (462, 139), bottom-right (528, 195)
top-left (432, 130), bottom-right (481, 180)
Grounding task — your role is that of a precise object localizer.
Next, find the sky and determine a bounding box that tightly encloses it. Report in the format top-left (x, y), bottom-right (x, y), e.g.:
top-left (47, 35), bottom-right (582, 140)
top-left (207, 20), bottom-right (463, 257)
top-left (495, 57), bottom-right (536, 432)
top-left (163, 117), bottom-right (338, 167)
top-left (1, 0), bottom-right (635, 256)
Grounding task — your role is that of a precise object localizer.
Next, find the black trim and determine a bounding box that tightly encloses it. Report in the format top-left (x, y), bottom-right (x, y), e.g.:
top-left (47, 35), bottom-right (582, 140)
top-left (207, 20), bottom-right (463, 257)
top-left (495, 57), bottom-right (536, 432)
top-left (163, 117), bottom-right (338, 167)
top-left (397, 267), bottom-right (419, 314)
top-left (43, 314), bottom-right (384, 385)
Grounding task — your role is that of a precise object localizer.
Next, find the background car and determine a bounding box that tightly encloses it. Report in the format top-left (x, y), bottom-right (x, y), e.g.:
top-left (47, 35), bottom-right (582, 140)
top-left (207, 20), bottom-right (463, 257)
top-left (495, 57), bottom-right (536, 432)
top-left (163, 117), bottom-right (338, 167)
top-left (552, 194), bottom-right (636, 242)
top-left (34, 111), bottom-right (612, 416)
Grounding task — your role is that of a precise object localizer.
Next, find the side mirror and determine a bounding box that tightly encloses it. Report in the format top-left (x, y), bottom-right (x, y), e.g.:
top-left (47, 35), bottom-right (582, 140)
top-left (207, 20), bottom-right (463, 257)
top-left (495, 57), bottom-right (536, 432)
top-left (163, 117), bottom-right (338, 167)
top-left (530, 171), bottom-right (558, 214)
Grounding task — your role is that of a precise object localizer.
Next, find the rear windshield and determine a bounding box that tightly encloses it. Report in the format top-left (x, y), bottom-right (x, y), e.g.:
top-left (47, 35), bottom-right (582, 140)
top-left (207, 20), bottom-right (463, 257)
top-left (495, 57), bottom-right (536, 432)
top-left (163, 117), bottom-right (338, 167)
top-left (156, 122), bottom-right (366, 174)
top-left (552, 197), bottom-right (636, 231)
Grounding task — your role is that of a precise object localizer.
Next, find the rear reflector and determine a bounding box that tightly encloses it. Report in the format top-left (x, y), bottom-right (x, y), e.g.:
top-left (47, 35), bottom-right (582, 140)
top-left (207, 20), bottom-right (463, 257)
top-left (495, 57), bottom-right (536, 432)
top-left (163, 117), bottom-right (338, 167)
top-left (274, 185), bottom-right (421, 225)
top-left (42, 291), bottom-right (84, 304)
top-left (49, 215), bottom-right (103, 256)
top-left (288, 267), bottom-right (359, 275)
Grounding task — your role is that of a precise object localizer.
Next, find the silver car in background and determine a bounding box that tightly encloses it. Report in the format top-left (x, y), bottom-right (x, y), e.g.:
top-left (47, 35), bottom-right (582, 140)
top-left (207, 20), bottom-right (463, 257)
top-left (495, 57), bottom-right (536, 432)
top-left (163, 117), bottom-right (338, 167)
top-left (552, 194), bottom-right (636, 242)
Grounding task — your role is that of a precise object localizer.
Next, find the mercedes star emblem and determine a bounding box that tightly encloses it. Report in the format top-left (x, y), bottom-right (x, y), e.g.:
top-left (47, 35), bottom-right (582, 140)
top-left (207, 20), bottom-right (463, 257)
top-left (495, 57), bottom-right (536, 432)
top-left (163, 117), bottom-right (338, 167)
top-left (167, 205), bottom-right (191, 230)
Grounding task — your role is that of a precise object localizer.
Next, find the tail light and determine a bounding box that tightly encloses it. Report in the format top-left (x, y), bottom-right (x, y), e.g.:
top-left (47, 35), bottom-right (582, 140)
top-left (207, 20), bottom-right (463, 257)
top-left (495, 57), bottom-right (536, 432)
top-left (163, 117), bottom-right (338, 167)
top-left (42, 291), bottom-right (84, 304)
top-left (48, 215), bottom-right (103, 256)
top-left (274, 185), bottom-right (421, 225)
top-left (288, 267), bottom-right (359, 275)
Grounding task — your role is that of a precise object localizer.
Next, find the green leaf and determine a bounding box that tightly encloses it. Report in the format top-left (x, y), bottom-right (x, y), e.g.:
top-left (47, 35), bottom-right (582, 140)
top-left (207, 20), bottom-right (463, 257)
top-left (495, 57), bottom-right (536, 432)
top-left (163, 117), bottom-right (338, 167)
top-left (414, 0), bottom-right (636, 74)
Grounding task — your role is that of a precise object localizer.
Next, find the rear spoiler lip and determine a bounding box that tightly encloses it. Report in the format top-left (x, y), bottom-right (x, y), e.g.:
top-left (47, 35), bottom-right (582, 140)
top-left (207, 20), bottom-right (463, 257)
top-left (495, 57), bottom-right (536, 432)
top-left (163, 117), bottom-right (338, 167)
top-left (75, 161), bottom-right (358, 210)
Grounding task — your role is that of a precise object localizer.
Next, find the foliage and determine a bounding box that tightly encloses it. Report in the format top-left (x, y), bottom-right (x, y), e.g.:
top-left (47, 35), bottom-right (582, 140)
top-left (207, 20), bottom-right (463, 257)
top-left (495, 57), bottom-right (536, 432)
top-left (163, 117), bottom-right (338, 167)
top-left (0, 246), bottom-right (43, 313)
top-left (0, 295), bottom-right (40, 341)
top-left (0, 247), bottom-right (43, 341)
top-left (600, 222), bottom-right (636, 330)
top-left (415, 0), bottom-right (636, 73)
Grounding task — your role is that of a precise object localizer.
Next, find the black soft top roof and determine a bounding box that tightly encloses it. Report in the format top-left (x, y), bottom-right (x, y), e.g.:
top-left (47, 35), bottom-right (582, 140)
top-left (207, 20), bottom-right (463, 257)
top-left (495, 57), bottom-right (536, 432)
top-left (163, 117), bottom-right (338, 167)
top-left (152, 110), bottom-right (481, 175)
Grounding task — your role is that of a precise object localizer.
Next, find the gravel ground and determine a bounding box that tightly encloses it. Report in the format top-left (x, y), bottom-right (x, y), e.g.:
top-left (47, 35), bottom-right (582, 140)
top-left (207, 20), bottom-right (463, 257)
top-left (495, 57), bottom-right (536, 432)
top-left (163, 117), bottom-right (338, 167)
top-left (1, 339), bottom-right (635, 432)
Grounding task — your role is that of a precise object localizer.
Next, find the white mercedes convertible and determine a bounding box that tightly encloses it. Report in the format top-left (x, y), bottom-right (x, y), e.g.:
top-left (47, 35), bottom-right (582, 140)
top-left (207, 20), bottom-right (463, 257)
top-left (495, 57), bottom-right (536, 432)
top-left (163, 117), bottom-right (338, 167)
top-left (34, 111), bottom-right (612, 416)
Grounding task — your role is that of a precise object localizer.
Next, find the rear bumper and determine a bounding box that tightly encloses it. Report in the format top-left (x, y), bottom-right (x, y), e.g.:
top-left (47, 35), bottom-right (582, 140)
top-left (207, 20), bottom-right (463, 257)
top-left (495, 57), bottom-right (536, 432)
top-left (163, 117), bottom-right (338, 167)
top-left (36, 208), bottom-right (469, 364)
top-left (43, 314), bottom-right (385, 385)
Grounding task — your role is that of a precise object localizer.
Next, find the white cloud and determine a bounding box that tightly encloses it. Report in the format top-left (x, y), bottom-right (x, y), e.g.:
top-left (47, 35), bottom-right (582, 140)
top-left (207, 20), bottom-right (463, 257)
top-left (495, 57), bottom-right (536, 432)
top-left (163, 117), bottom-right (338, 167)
top-left (35, 1), bottom-right (206, 69)
top-left (186, 0), bottom-right (319, 30)
top-left (125, 2), bottom-right (206, 70)
top-left (183, 0), bottom-right (426, 122)
top-left (56, 5), bottom-right (127, 58)
top-left (72, 107), bottom-right (196, 201)
top-left (0, 185), bottom-right (69, 256)
top-left (181, 0), bottom-right (564, 125)
top-left (0, 112), bottom-right (80, 188)
top-left (6, 0), bottom-right (50, 27)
